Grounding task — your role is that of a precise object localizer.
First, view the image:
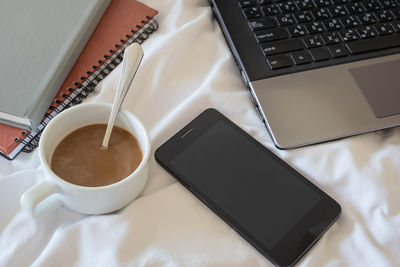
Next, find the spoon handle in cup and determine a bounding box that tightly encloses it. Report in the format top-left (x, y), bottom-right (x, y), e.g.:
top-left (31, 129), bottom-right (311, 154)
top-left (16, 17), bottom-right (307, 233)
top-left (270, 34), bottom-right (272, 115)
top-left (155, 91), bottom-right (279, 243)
top-left (101, 43), bottom-right (144, 149)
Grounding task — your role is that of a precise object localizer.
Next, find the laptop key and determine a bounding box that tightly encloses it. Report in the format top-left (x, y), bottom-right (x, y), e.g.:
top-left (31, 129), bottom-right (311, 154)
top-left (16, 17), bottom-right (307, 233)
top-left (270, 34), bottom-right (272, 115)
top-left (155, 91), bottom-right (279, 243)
top-left (249, 17), bottom-right (277, 31)
top-left (243, 7), bottom-right (262, 19)
top-left (356, 25), bottom-right (378, 38)
top-left (266, 55), bottom-right (293, 69)
top-left (379, 0), bottom-right (397, 8)
top-left (305, 21), bottom-right (326, 34)
top-left (322, 32), bottom-right (341, 44)
top-left (254, 28), bottom-right (289, 42)
top-left (302, 35), bottom-right (324, 47)
top-left (313, 8), bottom-right (331, 20)
top-left (358, 13), bottom-right (378, 24)
top-left (239, 0), bottom-right (256, 8)
top-left (346, 33), bottom-right (400, 54)
top-left (296, 0), bottom-right (316, 11)
top-left (327, 44), bottom-right (349, 57)
top-left (287, 25), bottom-right (306, 37)
top-left (278, 2), bottom-right (298, 13)
top-left (261, 38), bottom-right (305, 55)
top-left (362, 0), bottom-right (382, 11)
top-left (295, 11), bottom-right (314, 23)
top-left (347, 2), bottom-right (366, 14)
top-left (324, 18), bottom-right (342, 31)
top-left (262, 4), bottom-right (280, 16)
top-left (373, 23), bottom-right (395, 34)
top-left (313, 0), bottom-right (331, 7)
top-left (291, 51), bottom-right (312, 64)
top-left (339, 28), bottom-right (359, 41)
top-left (374, 10), bottom-right (394, 22)
top-left (341, 15), bottom-right (361, 28)
top-left (310, 47), bottom-right (331, 61)
top-left (328, 5), bottom-right (348, 17)
top-left (276, 14), bottom-right (296, 26)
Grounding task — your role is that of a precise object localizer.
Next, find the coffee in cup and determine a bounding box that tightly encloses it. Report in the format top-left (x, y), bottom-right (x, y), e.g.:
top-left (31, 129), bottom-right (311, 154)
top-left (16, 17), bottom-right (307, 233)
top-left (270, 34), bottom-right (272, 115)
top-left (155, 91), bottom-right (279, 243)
top-left (20, 103), bottom-right (150, 218)
top-left (51, 124), bottom-right (142, 187)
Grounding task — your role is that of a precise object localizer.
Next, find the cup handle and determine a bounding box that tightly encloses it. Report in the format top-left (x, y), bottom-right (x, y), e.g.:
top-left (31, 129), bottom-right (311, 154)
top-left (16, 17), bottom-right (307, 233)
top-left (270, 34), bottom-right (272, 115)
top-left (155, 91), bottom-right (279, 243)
top-left (20, 179), bottom-right (63, 219)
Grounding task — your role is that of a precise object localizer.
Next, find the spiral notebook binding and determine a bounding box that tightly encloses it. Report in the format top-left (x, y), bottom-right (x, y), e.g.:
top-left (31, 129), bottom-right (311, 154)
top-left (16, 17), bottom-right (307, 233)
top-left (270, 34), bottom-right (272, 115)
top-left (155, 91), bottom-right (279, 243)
top-left (15, 17), bottom-right (158, 155)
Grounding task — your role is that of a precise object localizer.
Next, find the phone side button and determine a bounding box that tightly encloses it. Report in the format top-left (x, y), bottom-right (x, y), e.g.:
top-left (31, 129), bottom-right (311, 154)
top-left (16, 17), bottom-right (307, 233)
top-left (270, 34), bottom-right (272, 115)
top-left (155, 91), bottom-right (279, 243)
top-left (255, 106), bottom-right (265, 122)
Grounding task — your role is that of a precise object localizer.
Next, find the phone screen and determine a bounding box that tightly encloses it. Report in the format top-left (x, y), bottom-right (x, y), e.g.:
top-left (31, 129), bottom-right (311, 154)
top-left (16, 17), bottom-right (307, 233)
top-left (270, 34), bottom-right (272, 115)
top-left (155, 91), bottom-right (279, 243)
top-left (169, 120), bottom-right (321, 249)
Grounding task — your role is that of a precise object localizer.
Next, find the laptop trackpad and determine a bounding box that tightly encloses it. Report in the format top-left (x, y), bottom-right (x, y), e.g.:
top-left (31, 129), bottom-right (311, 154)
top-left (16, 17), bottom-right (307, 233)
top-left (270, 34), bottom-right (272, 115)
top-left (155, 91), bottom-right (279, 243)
top-left (349, 59), bottom-right (400, 118)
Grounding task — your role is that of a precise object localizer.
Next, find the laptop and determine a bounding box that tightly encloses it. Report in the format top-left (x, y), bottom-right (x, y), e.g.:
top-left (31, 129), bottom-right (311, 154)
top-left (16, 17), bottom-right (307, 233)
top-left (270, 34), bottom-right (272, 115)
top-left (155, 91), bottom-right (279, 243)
top-left (208, 0), bottom-right (400, 149)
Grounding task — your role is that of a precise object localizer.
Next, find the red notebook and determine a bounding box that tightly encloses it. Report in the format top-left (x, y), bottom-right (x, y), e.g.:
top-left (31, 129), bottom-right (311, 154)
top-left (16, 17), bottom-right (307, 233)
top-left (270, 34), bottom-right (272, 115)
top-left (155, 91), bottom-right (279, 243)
top-left (0, 0), bottom-right (158, 160)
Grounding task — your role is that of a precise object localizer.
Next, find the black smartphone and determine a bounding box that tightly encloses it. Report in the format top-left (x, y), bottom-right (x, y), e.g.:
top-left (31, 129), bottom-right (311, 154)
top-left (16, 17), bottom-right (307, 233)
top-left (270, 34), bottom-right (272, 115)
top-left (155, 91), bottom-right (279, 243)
top-left (155, 109), bottom-right (341, 267)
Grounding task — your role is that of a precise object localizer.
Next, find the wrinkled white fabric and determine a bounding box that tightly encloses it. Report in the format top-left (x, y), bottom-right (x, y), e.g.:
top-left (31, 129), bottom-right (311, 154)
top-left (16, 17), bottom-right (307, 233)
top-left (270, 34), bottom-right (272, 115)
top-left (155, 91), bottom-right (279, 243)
top-left (1, 0), bottom-right (400, 266)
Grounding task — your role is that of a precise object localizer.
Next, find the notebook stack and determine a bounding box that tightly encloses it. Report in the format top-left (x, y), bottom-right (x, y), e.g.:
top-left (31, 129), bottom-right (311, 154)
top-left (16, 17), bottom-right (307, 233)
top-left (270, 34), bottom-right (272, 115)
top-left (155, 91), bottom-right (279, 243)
top-left (0, 0), bottom-right (159, 160)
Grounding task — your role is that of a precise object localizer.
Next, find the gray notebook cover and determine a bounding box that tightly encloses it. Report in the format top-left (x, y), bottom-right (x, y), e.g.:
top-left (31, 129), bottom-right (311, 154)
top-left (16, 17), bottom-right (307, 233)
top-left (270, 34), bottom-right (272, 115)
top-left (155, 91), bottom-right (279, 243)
top-left (0, 0), bottom-right (110, 130)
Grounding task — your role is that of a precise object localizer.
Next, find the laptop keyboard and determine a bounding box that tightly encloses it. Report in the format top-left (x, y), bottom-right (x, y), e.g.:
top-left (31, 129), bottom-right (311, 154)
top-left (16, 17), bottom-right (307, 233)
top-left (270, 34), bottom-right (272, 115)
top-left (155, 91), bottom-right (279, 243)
top-left (239, 0), bottom-right (400, 70)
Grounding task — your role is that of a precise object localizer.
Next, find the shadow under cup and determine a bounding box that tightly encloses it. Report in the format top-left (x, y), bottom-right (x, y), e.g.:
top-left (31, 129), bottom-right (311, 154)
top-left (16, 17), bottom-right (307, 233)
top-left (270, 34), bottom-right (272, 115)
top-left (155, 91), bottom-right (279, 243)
top-left (21, 103), bottom-right (150, 218)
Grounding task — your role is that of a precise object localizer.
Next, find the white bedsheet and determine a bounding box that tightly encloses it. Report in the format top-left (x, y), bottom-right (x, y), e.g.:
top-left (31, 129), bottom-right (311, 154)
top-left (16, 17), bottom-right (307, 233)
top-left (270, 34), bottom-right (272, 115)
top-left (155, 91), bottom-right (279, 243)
top-left (1, 0), bottom-right (400, 266)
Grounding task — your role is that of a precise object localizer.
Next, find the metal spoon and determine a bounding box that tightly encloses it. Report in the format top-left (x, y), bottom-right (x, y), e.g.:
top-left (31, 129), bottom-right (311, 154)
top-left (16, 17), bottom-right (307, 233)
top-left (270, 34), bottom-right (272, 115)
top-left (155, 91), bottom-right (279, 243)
top-left (101, 43), bottom-right (144, 149)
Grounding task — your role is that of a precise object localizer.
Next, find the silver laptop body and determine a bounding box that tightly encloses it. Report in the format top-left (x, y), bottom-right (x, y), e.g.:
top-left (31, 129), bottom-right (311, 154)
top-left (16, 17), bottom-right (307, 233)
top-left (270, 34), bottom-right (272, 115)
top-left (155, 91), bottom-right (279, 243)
top-left (210, 0), bottom-right (400, 149)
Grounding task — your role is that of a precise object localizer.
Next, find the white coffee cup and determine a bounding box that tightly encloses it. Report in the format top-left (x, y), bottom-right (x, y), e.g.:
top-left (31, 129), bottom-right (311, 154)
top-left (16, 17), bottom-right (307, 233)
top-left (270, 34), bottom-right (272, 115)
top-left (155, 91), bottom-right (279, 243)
top-left (20, 103), bottom-right (151, 219)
